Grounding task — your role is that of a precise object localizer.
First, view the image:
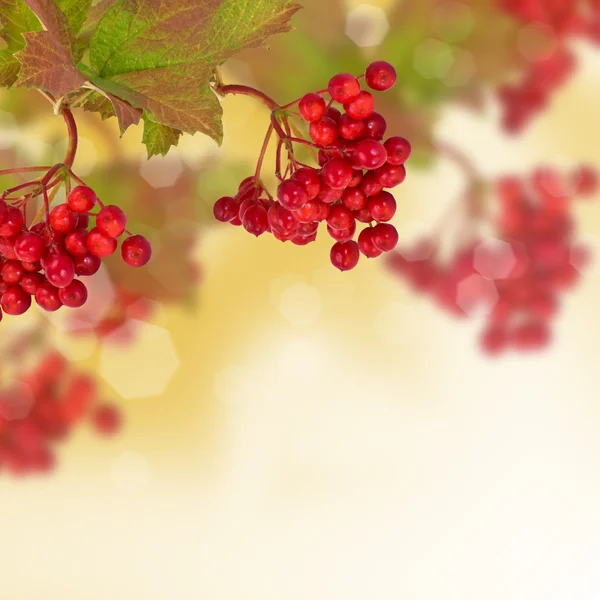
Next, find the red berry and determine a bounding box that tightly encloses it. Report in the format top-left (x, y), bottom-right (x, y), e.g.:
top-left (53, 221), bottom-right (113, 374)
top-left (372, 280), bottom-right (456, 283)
top-left (330, 240), bottom-right (360, 271)
top-left (73, 253), bottom-right (101, 276)
top-left (213, 196), bottom-right (239, 222)
top-left (480, 326), bottom-right (508, 355)
top-left (242, 204), bottom-right (269, 237)
top-left (35, 282), bottom-right (63, 312)
top-left (354, 207), bottom-right (373, 223)
top-left (364, 112), bottom-right (387, 140)
top-left (365, 61), bottom-right (397, 91)
top-left (318, 186), bottom-right (344, 204)
top-left (384, 136), bottom-right (412, 165)
top-left (327, 221), bottom-right (356, 242)
top-left (324, 106), bottom-right (341, 123)
top-left (67, 186), bottom-right (97, 212)
top-left (96, 205), bottom-right (127, 238)
top-left (572, 165), bottom-right (597, 197)
top-left (44, 254), bottom-right (75, 288)
top-left (299, 93), bottom-right (326, 122)
top-left (371, 223), bottom-right (399, 251)
top-left (342, 188), bottom-right (367, 211)
top-left (267, 203), bottom-right (300, 237)
top-left (21, 260), bottom-right (41, 273)
top-left (1, 260), bottom-right (24, 284)
top-left (14, 232), bottom-right (45, 263)
top-left (64, 228), bottom-right (89, 257)
top-left (293, 199), bottom-right (321, 223)
top-left (368, 191), bottom-right (397, 222)
top-left (338, 114), bottom-right (366, 140)
top-left (0, 207), bottom-right (24, 237)
top-left (20, 272), bottom-right (45, 295)
top-left (87, 227), bottom-right (117, 258)
top-left (1, 285), bottom-right (31, 315)
top-left (0, 235), bottom-right (18, 260)
top-left (309, 117), bottom-right (338, 147)
top-left (353, 140), bottom-right (388, 170)
top-left (328, 73), bottom-right (361, 103)
top-left (327, 204), bottom-right (355, 230)
top-left (291, 168), bottom-right (321, 199)
top-left (321, 158), bottom-right (353, 190)
top-left (376, 163), bottom-right (406, 188)
top-left (121, 235), bottom-right (152, 267)
top-left (277, 179), bottom-right (309, 210)
top-left (344, 90), bottom-right (375, 120)
top-left (59, 279), bottom-right (88, 308)
top-left (49, 204), bottom-right (77, 234)
top-left (358, 227), bottom-right (383, 258)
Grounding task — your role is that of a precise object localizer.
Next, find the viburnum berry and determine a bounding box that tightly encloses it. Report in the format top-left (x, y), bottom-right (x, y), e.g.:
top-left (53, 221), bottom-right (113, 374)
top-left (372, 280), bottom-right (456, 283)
top-left (67, 185), bottom-right (97, 212)
top-left (121, 235), bottom-right (152, 267)
top-left (328, 73), bottom-right (361, 103)
top-left (376, 163), bottom-right (407, 188)
top-left (321, 159), bottom-right (353, 190)
top-left (364, 113), bottom-right (387, 140)
top-left (35, 282), bottom-right (63, 312)
top-left (268, 203), bottom-right (300, 238)
top-left (213, 196), bottom-right (239, 222)
top-left (358, 227), bottom-right (383, 258)
top-left (344, 91), bottom-right (375, 120)
top-left (44, 254), bottom-right (75, 289)
top-left (96, 205), bottom-right (127, 238)
top-left (59, 279), bottom-right (88, 308)
top-left (342, 188), bottom-right (367, 211)
top-left (327, 221), bottom-right (356, 242)
top-left (299, 93), bottom-right (326, 122)
top-left (371, 223), bottom-right (399, 251)
top-left (92, 404), bottom-right (122, 436)
top-left (291, 168), bottom-right (321, 199)
top-left (87, 227), bottom-right (117, 258)
top-left (365, 61), bottom-right (397, 91)
top-left (49, 204), bottom-right (77, 234)
top-left (353, 140), bottom-right (388, 170)
top-left (330, 240), bottom-right (360, 271)
top-left (73, 253), bottom-right (102, 276)
top-left (20, 272), bottom-right (45, 295)
top-left (1, 260), bottom-right (24, 285)
top-left (327, 204), bottom-right (355, 231)
top-left (1, 286), bottom-right (31, 315)
top-left (309, 117), bottom-right (338, 147)
top-left (242, 205), bottom-right (269, 237)
top-left (13, 232), bottom-right (45, 263)
top-left (0, 207), bottom-right (24, 237)
top-left (338, 114), bottom-right (366, 140)
top-left (277, 179), bottom-right (309, 210)
top-left (384, 137), bottom-right (412, 165)
top-left (368, 191), bottom-right (397, 222)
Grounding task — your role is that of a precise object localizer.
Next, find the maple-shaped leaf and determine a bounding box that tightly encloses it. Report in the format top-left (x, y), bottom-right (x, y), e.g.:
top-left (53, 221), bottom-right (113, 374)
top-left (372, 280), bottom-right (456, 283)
top-left (0, 0), bottom-right (40, 87)
top-left (142, 115), bottom-right (182, 158)
top-left (14, 0), bottom-right (91, 95)
top-left (88, 0), bottom-right (302, 152)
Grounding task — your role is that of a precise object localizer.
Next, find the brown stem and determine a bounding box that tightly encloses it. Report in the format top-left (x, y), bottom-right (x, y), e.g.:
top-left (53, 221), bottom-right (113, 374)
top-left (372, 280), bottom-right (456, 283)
top-left (254, 124), bottom-right (274, 185)
top-left (434, 141), bottom-right (481, 184)
top-left (0, 166), bottom-right (53, 178)
top-left (61, 108), bottom-right (78, 168)
top-left (215, 84), bottom-right (280, 111)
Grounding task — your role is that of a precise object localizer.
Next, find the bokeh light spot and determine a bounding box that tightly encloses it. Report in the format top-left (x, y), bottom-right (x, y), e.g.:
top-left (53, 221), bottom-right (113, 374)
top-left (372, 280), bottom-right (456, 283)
top-left (345, 4), bottom-right (389, 47)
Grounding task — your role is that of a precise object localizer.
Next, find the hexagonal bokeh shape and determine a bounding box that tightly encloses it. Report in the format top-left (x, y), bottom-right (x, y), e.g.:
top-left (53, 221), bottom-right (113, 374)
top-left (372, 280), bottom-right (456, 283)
top-left (99, 321), bottom-right (179, 399)
top-left (473, 238), bottom-right (517, 280)
top-left (345, 4), bottom-right (389, 48)
top-left (456, 274), bottom-right (499, 317)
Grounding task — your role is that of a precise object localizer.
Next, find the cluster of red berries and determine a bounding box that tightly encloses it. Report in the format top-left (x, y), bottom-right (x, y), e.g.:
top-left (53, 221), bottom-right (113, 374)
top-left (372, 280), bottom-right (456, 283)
top-left (0, 351), bottom-right (120, 476)
top-left (387, 165), bottom-right (597, 355)
top-left (0, 185), bottom-right (152, 320)
top-left (213, 61), bottom-right (410, 271)
top-left (497, 0), bottom-right (600, 132)
top-left (498, 48), bottom-right (575, 133)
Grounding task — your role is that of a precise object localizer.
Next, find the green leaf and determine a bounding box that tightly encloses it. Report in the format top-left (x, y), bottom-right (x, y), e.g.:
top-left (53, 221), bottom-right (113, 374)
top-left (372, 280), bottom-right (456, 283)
top-left (88, 0), bottom-right (301, 151)
top-left (142, 115), bottom-right (182, 158)
top-left (0, 0), bottom-right (40, 87)
top-left (14, 0), bottom-right (91, 94)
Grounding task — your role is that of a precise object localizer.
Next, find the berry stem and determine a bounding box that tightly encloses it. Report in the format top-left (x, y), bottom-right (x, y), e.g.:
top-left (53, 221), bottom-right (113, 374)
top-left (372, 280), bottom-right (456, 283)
top-left (254, 123), bottom-right (274, 185)
top-left (215, 84), bottom-right (280, 111)
top-left (434, 140), bottom-right (481, 184)
top-left (62, 108), bottom-right (78, 169)
top-left (0, 166), bottom-right (53, 178)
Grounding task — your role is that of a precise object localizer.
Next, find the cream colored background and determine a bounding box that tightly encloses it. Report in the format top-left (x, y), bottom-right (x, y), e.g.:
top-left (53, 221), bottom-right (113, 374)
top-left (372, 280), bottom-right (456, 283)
top-left (3, 1), bottom-right (600, 598)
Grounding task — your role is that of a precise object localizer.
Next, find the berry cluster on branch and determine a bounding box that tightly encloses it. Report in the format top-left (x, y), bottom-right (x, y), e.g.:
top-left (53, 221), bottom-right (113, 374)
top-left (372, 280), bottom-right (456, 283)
top-left (213, 61), bottom-right (410, 271)
top-left (0, 106), bottom-right (152, 323)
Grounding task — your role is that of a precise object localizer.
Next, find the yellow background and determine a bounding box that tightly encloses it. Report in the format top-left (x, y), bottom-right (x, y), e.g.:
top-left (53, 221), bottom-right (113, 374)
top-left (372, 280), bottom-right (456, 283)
top-left (3, 0), bottom-right (600, 597)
